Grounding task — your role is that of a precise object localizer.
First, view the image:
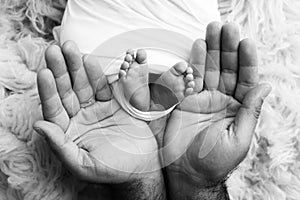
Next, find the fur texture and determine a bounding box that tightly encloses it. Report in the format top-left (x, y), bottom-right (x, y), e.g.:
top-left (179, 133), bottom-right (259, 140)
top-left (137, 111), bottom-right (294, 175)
top-left (219, 0), bottom-right (300, 199)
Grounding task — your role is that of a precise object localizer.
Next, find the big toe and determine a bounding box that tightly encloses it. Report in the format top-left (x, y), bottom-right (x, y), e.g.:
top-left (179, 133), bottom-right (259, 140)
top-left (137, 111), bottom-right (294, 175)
top-left (136, 49), bottom-right (147, 64)
top-left (172, 62), bottom-right (188, 75)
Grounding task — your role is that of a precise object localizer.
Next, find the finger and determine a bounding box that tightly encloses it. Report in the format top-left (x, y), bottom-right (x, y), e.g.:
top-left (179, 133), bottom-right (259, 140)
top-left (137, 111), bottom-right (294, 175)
top-left (189, 39), bottom-right (206, 93)
top-left (204, 21), bottom-right (222, 90)
top-left (37, 69), bottom-right (69, 131)
top-left (234, 39), bottom-right (258, 102)
top-left (219, 23), bottom-right (240, 95)
top-left (45, 45), bottom-right (80, 117)
top-left (234, 84), bottom-right (272, 147)
top-left (33, 121), bottom-right (90, 179)
top-left (61, 41), bottom-right (94, 106)
top-left (83, 55), bottom-right (112, 101)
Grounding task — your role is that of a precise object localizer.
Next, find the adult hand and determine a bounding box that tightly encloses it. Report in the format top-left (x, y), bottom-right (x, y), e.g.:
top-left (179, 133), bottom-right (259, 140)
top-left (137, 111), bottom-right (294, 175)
top-left (33, 41), bottom-right (165, 199)
top-left (163, 22), bottom-right (271, 199)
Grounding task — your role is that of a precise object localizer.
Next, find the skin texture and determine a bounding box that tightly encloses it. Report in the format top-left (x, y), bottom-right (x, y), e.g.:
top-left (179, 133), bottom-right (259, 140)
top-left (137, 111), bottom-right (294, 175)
top-left (33, 22), bottom-right (271, 200)
top-left (119, 49), bottom-right (195, 112)
top-left (151, 62), bottom-right (195, 110)
top-left (163, 22), bottom-right (271, 199)
top-left (33, 41), bottom-right (166, 199)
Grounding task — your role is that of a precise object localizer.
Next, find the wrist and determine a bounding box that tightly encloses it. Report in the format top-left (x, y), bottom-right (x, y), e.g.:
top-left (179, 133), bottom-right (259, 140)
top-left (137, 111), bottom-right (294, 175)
top-left (111, 170), bottom-right (166, 200)
top-left (166, 169), bottom-right (229, 200)
top-left (78, 182), bottom-right (112, 200)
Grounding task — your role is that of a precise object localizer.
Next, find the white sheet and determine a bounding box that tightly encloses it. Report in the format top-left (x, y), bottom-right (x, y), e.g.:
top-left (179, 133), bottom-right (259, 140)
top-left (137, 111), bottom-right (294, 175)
top-left (56, 0), bottom-right (221, 120)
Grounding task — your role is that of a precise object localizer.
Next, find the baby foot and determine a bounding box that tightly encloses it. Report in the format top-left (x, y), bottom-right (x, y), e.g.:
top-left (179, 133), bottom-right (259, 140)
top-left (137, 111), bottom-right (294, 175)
top-left (151, 62), bottom-right (195, 110)
top-left (119, 49), bottom-right (150, 111)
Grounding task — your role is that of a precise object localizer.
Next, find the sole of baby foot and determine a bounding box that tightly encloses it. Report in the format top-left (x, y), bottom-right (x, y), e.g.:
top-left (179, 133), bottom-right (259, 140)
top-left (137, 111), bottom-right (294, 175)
top-left (119, 49), bottom-right (150, 111)
top-left (150, 62), bottom-right (195, 110)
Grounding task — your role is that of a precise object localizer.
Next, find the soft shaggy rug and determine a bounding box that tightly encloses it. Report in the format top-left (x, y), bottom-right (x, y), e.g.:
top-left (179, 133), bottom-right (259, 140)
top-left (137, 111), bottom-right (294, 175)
top-left (0, 0), bottom-right (300, 199)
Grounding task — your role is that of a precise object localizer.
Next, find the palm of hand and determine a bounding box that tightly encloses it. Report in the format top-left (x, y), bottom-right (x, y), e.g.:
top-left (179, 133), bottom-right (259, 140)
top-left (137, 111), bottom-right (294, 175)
top-left (164, 91), bottom-right (244, 185)
top-left (35, 42), bottom-right (159, 184)
top-left (163, 22), bottom-right (270, 186)
top-left (65, 100), bottom-right (157, 183)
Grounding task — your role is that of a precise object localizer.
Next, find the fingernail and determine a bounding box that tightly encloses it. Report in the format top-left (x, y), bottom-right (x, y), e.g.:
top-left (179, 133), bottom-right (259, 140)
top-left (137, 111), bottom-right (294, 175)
top-left (33, 127), bottom-right (45, 137)
top-left (257, 83), bottom-right (272, 99)
top-left (262, 84), bottom-right (272, 98)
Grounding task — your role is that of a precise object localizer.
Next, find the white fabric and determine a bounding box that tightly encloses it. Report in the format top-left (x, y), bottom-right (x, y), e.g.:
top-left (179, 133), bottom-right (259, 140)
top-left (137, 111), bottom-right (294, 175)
top-left (58, 0), bottom-right (221, 120)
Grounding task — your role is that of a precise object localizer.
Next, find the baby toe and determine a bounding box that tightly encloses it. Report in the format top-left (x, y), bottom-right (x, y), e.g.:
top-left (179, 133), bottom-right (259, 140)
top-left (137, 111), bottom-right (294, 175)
top-left (173, 62), bottom-right (188, 74)
top-left (186, 73), bottom-right (194, 82)
top-left (119, 69), bottom-right (127, 79)
top-left (121, 61), bottom-right (130, 70)
top-left (187, 80), bottom-right (195, 88)
top-left (136, 49), bottom-right (147, 64)
top-left (124, 54), bottom-right (133, 63)
top-left (126, 49), bottom-right (135, 59)
top-left (186, 66), bottom-right (193, 74)
top-left (185, 87), bottom-right (194, 96)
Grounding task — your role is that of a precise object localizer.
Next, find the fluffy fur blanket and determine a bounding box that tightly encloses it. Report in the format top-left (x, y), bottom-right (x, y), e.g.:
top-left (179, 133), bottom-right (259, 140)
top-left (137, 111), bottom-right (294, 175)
top-left (0, 0), bottom-right (299, 199)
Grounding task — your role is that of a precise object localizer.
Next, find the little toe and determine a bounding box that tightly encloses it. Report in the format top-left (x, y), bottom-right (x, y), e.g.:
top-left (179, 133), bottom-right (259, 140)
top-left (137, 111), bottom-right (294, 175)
top-left (185, 87), bottom-right (194, 96)
top-left (173, 62), bottom-right (188, 75)
top-left (121, 61), bottom-right (130, 70)
top-left (119, 69), bottom-right (127, 79)
top-left (136, 49), bottom-right (147, 64)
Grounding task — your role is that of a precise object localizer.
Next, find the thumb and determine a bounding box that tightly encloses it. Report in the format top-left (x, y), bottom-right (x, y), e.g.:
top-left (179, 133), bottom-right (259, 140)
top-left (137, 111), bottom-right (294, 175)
top-left (33, 120), bottom-right (85, 174)
top-left (34, 120), bottom-right (66, 149)
top-left (234, 84), bottom-right (272, 147)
